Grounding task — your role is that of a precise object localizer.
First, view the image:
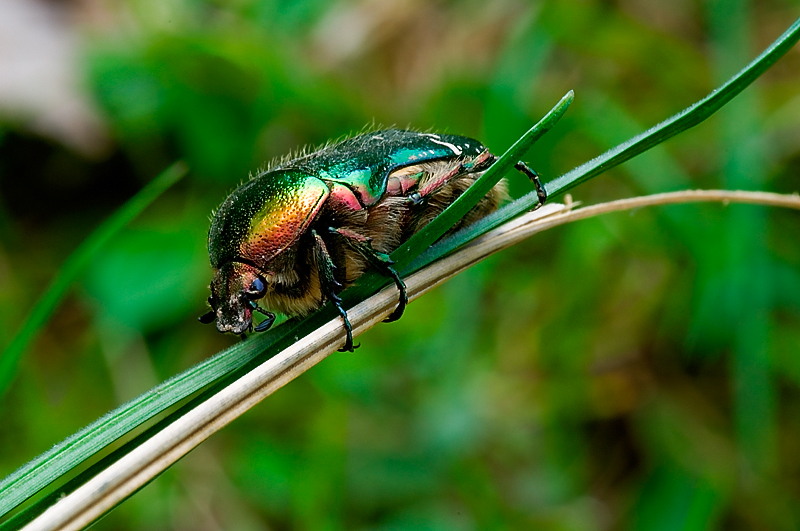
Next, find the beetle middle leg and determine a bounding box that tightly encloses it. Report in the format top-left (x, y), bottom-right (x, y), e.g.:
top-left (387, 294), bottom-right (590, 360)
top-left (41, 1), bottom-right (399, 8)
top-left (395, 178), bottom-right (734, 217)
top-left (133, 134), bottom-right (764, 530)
top-left (312, 229), bottom-right (357, 352)
top-left (329, 227), bottom-right (408, 323)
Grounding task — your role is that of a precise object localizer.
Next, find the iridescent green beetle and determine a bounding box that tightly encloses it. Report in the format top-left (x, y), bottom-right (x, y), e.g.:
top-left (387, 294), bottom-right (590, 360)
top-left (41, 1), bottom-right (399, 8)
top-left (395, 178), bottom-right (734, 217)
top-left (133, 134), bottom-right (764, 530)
top-left (200, 129), bottom-right (546, 351)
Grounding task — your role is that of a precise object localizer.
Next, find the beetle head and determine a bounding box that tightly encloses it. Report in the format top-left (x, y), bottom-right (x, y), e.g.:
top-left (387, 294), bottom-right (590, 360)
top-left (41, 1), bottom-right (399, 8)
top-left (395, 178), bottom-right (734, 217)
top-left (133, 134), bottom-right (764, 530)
top-left (203, 261), bottom-right (267, 335)
top-left (202, 171), bottom-right (330, 336)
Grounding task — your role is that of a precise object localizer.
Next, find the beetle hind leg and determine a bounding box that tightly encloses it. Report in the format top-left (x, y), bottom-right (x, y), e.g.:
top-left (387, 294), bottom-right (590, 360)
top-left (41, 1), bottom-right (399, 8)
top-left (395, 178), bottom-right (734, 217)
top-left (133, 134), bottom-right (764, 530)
top-left (312, 229), bottom-right (358, 352)
top-left (330, 227), bottom-right (408, 323)
top-left (514, 161), bottom-right (547, 206)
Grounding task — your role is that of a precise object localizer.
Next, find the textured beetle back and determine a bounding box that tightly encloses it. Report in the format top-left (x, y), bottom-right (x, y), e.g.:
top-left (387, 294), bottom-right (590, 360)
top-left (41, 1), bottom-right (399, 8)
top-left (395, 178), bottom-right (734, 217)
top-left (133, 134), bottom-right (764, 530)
top-left (275, 129), bottom-right (487, 207)
top-left (208, 171), bottom-right (329, 269)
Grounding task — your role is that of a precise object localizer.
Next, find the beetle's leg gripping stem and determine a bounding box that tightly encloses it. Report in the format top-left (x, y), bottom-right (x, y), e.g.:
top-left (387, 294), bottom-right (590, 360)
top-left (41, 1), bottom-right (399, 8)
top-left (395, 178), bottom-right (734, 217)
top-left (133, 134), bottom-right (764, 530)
top-left (514, 161), bottom-right (547, 206)
top-left (252, 304), bottom-right (276, 332)
top-left (482, 154), bottom-right (546, 207)
top-left (313, 230), bottom-right (357, 352)
top-left (476, 151), bottom-right (547, 208)
top-left (330, 227), bottom-right (408, 323)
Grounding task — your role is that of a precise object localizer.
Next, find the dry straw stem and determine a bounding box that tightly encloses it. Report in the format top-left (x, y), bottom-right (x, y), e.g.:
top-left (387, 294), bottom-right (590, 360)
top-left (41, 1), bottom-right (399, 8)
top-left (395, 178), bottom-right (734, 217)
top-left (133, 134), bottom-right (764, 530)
top-left (24, 189), bottom-right (800, 531)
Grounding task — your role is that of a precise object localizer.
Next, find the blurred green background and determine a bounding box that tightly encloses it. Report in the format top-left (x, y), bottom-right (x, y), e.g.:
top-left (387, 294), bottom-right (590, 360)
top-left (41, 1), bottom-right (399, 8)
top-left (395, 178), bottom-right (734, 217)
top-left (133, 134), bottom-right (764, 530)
top-left (2, 0), bottom-right (800, 529)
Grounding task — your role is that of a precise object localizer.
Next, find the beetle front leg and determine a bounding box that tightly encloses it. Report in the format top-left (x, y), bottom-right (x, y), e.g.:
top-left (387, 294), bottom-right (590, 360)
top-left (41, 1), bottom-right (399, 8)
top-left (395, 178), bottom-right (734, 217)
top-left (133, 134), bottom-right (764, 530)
top-left (312, 229), bottom-right (357, 352)
top-left (329, 227), bottom-right (408, 323)
top-left (252, 304), bottom-right (276, 332)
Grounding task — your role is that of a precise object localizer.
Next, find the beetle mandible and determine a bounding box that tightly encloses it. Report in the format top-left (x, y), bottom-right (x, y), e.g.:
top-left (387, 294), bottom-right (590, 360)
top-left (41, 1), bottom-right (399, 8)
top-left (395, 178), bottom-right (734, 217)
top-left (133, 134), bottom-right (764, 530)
top-left (200, 129), bottom-right (546, 351)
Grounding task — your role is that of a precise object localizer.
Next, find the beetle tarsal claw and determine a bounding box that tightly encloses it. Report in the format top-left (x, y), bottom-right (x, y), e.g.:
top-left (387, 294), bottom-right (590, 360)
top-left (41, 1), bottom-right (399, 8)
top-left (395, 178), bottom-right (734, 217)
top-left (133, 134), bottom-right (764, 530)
top-left (335, 304), bottom-right (356, 352)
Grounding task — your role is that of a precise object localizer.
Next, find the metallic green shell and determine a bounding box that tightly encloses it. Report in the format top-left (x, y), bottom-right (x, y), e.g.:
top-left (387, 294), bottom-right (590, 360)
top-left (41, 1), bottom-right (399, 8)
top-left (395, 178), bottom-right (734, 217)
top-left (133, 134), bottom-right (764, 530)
top-left (274, 129), bottom-right (487, 205)
top-left (208, 171), bottom-right (329, 268)
top-left (209, 129), bottom-right (487, 271)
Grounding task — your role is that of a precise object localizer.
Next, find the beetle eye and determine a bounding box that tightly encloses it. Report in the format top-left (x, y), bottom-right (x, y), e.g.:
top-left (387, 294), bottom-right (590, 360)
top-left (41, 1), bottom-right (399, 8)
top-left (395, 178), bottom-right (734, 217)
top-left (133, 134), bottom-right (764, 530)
top-left (246, 277), bottom-right (266, 299)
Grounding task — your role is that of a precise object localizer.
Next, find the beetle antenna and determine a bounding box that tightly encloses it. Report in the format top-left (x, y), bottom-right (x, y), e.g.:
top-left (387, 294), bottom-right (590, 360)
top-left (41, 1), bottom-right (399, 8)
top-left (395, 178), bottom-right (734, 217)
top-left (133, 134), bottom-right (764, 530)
top-left (198, 311), bottom-right (215, 324)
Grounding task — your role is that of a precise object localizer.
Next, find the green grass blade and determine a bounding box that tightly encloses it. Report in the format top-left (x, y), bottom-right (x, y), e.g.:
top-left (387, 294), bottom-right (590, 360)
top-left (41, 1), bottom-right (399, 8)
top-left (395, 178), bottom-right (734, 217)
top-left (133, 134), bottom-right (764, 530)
top-left (389, 90), bottom-right (574, 272)
top-left (0, 324), bottom-right (290, 523)
top-left (544, 16), bottom-right (800, 198)
top-left (412, 15), bottom-right (800, 269)
top-left (0, 161), bottom-right (188, 400)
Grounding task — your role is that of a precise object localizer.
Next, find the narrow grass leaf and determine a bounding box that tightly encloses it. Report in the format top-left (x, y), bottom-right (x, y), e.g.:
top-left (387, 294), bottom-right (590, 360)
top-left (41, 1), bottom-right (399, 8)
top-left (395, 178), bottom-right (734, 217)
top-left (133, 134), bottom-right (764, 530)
top-left (0, 162), bottom-right (188, 400)
top-left (415, 16), bottom-right (800, 268)
top-left (0, 323), bottom-right (290, 523)
top-left (390, 90), bottom-right (574, 272)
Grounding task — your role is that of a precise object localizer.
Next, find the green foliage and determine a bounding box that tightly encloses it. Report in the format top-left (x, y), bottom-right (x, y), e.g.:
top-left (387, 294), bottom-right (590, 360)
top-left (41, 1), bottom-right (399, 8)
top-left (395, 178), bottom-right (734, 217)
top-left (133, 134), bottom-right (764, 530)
top-left (2, 1), bottom-right (800, 529)
top-left (0, 162), bottom-right (187, 398)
